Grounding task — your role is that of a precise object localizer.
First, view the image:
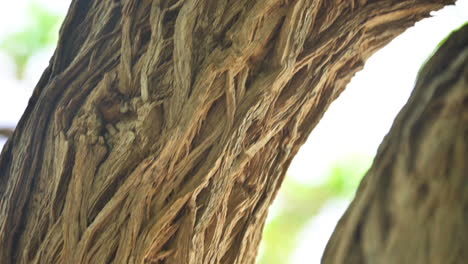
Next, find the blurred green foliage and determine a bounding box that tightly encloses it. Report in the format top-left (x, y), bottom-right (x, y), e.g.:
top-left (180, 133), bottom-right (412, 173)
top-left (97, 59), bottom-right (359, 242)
top-left (6, 2), bottom-right (460, 263)
top-left (0, 1), bottom-right (63, 79)
top-left (0, 4), bottom-right (372, 263)
top-left (257, 154), bottom-right (371, 264)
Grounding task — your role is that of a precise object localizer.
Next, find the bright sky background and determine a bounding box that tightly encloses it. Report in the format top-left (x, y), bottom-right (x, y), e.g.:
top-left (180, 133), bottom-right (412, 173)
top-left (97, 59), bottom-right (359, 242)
top-left (289, 1), bottom-right (468, 185)
top-left (288, 1), bottom-right (467, 262)
top-left (0, 1), bottom-right (466, 263)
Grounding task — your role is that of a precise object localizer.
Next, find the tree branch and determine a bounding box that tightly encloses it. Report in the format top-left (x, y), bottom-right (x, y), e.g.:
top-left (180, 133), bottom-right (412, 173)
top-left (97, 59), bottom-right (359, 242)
top-left (323, 24), bottom-right (468, 264)
top-left (0, 127), bottom-right (14, 138)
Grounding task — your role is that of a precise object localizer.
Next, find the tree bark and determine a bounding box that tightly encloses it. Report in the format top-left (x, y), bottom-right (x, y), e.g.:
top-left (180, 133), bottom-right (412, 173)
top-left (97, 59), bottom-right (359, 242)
top-left (0, 0), bottom-right (455, 263)
top-left (323, 24), bottom-right (468, 264)
top-left (0, 127), bottom-right (14, 138)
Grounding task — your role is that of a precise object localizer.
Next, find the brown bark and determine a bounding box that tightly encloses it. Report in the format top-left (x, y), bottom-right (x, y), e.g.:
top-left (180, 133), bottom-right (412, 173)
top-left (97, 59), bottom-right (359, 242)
top-left (0, 128), bottom-right (14, 138)
top-left (323, 24), bottom-right (468, 264)
top-left (0, 0), bottom-right (455, 263)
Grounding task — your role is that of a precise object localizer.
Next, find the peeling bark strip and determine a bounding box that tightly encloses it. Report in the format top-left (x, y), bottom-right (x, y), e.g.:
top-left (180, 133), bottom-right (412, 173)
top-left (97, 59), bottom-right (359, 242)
top-left (0, 1), bottom-right (455, 263)
top-left (323, 24), bottom-right (468, 264)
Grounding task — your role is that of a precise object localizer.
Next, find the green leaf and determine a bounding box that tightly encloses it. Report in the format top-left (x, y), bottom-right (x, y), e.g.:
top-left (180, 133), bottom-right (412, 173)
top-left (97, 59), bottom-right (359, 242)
top-left (0, 1), bottom-right (63, 79)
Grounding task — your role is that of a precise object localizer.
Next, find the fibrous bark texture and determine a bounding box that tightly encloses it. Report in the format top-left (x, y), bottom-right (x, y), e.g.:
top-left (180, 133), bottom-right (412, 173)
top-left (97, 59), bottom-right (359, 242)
top-left (323, 24), bottom-right (468, 264)
top-left (0, 0), bottom-right (455, 263)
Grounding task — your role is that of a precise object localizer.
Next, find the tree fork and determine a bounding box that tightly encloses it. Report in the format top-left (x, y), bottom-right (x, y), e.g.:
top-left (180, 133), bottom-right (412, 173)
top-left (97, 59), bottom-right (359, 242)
top-left (0, 0), bottom-right (455, 263)
top-left (323, 24), bottom-right (468, 264)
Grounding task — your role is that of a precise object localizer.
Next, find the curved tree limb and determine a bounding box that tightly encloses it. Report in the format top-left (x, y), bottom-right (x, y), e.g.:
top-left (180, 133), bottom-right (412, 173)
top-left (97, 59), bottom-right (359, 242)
top-left (323, 24), bottom-right (468, 264)
top-left (0, 1), bottom-right (456, 263)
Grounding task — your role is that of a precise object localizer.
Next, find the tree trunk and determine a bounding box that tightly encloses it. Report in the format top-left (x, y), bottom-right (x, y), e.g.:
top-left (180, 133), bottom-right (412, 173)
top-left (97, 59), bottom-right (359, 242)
top-left (0, 0), bottom-right (455, 263)
top-left (323, 24), bottom-right (468, 264)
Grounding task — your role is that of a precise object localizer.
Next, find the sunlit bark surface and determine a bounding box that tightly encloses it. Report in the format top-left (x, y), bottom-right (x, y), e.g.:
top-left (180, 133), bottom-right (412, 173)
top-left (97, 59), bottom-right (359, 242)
top-left (0, 0), bottom-right (455, 263)
top-left (323, 24), bottom-right (468, 264)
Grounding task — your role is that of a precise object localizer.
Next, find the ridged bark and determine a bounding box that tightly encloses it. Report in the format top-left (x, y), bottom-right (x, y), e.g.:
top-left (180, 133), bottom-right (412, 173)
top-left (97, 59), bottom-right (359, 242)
top-left (0, 0), bottom-right (455, 263)
top-left (323, 24), bottom-right (468, 264)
